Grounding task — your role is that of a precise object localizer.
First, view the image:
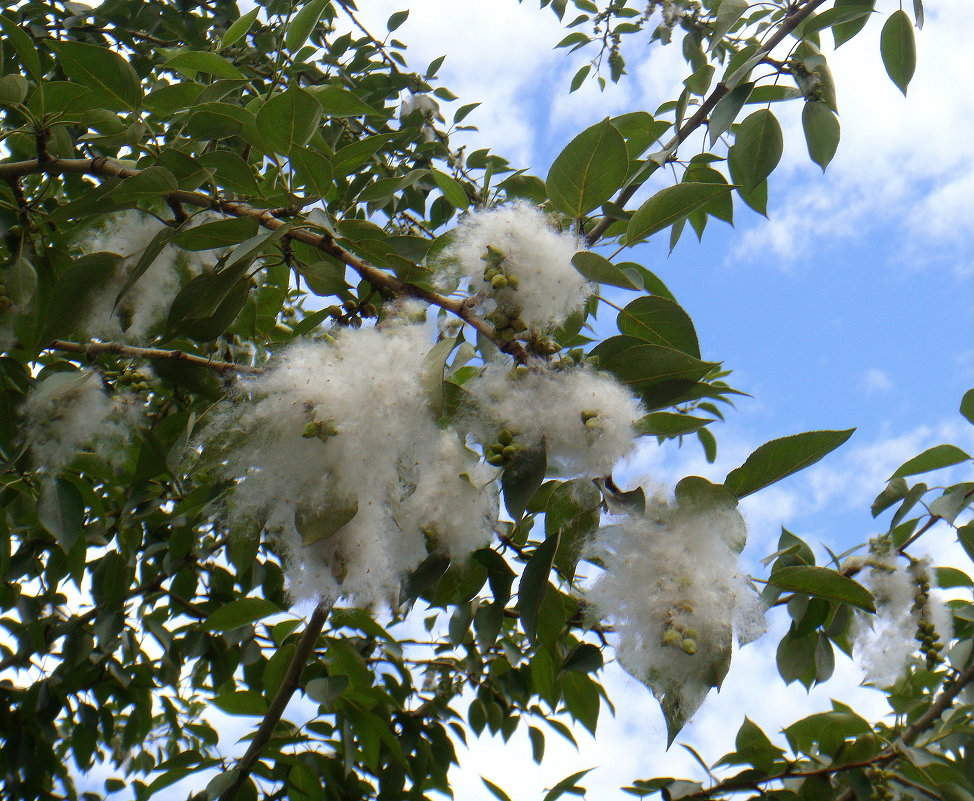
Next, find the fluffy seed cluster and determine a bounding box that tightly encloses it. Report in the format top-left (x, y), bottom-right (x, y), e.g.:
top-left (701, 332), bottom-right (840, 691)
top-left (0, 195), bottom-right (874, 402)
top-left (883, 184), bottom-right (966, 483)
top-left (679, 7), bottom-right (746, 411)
top-left (466, 361), bottom-right (643, 476)
top-left (204, 322), bottom-right (499, 608)
top-left (77, 211), bottom-right (213, 342)
top-left (853, 547), bottom-right (951, 686)
top-left (586, 487), bottom-right (765, 724)
top-left (22, 369), bottom-right (136, 473)
top-left (442, 202), bottom-right (590, 331)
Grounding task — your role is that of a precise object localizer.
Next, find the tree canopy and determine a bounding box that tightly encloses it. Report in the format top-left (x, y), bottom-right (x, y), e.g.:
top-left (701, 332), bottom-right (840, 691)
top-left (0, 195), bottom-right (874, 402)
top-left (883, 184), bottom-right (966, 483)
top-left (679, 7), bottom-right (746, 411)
top-left (0, 1), bottom-right (971, 800)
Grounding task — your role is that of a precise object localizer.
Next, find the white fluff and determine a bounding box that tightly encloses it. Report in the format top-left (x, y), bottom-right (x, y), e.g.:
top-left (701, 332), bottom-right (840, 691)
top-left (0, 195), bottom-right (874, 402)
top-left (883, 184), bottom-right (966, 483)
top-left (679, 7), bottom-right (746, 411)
top-left (22, 369), bottom-right (136, 473)
top-left (466, 361), bottom-right (643, 476)
top-left (853, 553), bottom-right (951, 686)
top-left (442, 202), bottom-right (590, 330)
top-left (586, 489), bottom-right (764, 715)
top-left (203, 322), bottom-right (499, 608)
top-left (77, 211), bottom-right (214, 342)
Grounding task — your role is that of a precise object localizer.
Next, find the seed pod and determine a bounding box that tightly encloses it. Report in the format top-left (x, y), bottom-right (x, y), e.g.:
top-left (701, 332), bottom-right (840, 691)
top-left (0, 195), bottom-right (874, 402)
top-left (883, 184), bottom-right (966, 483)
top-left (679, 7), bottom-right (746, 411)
top-left (502, 444), bottom-right (520, 459)
top-left (580, 410), bottom-right (599, 422)
top-left (507, 274), bottom-right (520, 290)
top-left (302, 421), bottom-right (319, 438)
top-left (491, 274), bottom-right (509, 290)
top-left (498, 429), bottom-right (514, 446)
top-left (661, 628), bottom-right (683, 647)
top-left (486, 453), bottom-right (505, 467)
top-left (680, 638), bottom-right (697, 655)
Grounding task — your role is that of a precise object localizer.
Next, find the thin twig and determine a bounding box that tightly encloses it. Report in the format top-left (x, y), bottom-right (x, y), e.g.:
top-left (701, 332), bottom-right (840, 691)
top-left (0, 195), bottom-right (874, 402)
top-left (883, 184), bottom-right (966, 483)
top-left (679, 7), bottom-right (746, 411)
top-left (2, 157), bottom-right (527, 362)
top-left (218, 601), bottom-right (331, 801)
top-left (584, 0), bottom-right (829, 245)
top-left (49, 339), bottom-right (262, 375)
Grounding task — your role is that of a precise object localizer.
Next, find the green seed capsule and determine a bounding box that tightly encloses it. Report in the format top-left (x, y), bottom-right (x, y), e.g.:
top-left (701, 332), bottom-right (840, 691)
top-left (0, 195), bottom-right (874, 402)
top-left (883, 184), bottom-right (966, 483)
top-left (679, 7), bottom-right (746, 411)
top-left (507, 274), bottom-right (520, 290)
top-left (502, 444), bottom-right (520, 459)
top-left (661, 629), bottom-right (683, 647)
top-left (487, 443), bottom-right (504, 456)
top-left (498, 429), bottom-right (514, 446)
top-left (580, 410), bottom-right (599, 422)
top-left (302, 421), bottom-right (319, 438)
top-left (683, 628), bottom-right (698, 640)
top-left (491, 274), bottom-right (509, 290)
top-left (486, 453), bottom-right (505, 467)
top-left (681, 638), bottom-right (698, 655)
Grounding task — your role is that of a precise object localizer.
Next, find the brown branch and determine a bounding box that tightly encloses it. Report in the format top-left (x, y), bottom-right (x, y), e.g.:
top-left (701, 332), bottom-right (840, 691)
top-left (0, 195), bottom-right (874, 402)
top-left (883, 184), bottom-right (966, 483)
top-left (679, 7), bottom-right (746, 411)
top-left (49, 339), bottom-right (262, 375)
top-left (669, 660), bottom-right (974, 801)
top-left (218, 601), bottom-right (331, 801)
top-left (584, 0), bottom-right (830, 245)
top-left (1, 156), bottom-right (528, 362)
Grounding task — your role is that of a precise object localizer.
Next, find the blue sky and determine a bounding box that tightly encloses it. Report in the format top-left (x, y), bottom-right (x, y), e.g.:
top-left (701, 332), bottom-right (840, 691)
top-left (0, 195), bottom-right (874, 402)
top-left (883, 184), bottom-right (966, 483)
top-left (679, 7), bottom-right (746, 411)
top-left (346, 0), bottom-right (973, 798)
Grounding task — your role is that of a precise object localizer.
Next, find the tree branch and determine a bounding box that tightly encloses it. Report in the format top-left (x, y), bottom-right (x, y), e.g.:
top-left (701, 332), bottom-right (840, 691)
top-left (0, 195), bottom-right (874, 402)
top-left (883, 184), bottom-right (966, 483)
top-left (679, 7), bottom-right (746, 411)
top-left (0, 157), bottom-right (529, 363)
top-left (49, 339), bottom-right (262, 374)
top-left (218, 601), bottom-right (331, 801)
top-left (673, 660), bottom-right (974, 801)
top-left (584, 0), bottom-right (829, 245)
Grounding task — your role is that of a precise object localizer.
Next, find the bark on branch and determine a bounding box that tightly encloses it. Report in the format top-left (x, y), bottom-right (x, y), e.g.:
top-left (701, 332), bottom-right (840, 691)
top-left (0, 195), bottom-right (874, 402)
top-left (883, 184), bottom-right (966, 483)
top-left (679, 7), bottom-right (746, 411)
top-left (49, 339), bottom-right (262, 374)
top-left (218, 601), bottom-right (331, 801)
top-left (0, 157), bottom-right (528, 363)
top-left (584, 0), bottom-right (830, 245)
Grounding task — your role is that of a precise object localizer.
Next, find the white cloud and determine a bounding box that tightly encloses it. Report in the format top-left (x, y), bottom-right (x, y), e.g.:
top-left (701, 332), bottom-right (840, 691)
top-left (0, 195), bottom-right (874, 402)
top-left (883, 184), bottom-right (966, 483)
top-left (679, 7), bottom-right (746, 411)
top-left (346, 0), bottom-right (566, 167)
top-left (733, 0), bottom-right (974, 268)
top-left (863, 368), bottom-right (893, 394)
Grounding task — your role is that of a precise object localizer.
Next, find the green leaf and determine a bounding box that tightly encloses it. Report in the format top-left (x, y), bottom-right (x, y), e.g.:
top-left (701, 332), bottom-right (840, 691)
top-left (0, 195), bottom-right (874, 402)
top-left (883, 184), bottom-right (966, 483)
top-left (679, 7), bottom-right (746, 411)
top-left (257, 87), bottom-right (322, 154)
top-left (889, 444), bottom-right (971, 479)
top-left (172, 216), bottom-right (259, 251)
top-left (432, 170), bottom-right (470, 209)
top-left (290, 146), bottom-right (334, 198)
top-left (39, 478), bottom-right (84, 549)
top-left (421, 336), bottom-right (458, 418)
top-left (572, 251), bottom-right (641, 290)
top-left (294, 499), bottom-right (359, 547)
top-left (501, 440), bottom-right (547, 520)
top-left (305, 675), bottom-right (349, 707)
top-left (387, 10), bottom-right (409, 31)
top-left (767, 565), bottom-right (876, 612)
top-left (545, 479), bottom-right (601, 581)
top-left (43, 252), bottom-right (120, 340)
top-left (164, 50), bottom-right (245, 79)
top-left (0, 74), bottom-right (28, 105)
top-left (636, 412), bottom-right (712, 438)
top-left (728, 109), bottom-right (782, 193)
top-left (960, 389), bottom-right (974, 424)
top-left (8, 255), bottom-right (37, 307)
top-left (201, 598), bottom-right (280, 632)
top-left (285, 0), bottom-right (329, 52)
top-left (626, 183), bottom-right (734, 244)
top-left (211, 690), bottom-right (268, 716)
top-left (165, 263), bottom-right (251, 341)
top-left (590, 337), bottom-right (717, 408)
top-left (802, 101), bottom-right (840, 171)
top-left (221, 8), bottom-right (260, 49)
top-left (561, 643), bottom-right (603, 674)
top-left (517, 534), bottom-right (557, 641)
top-left (546, 118), bottom-right (629, 217)
top-left (0, 15), bottom-right (42, 79)
top-left (543, 768), bottom-right (594, 801)
top-left (709, 0), bottom-right (748, 48)
top-left (482, 778), bottom-right (513, 801)
top-left (725, 429), bottom-right (855, 499)
top-left (616, 296), bottom-right (700, 357)
top-left (880, 10), bottom-right (916, 95)
top-left (199, 150), bottom-right (260, 194)
top-left (111, 166), bottom-right (178, 205)
top-left (307, 85), bottom-right (382, 117)
top-left (833, 0), bottom-right (877, 46)
top-left (49, 40), bottom-right (142, 110)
